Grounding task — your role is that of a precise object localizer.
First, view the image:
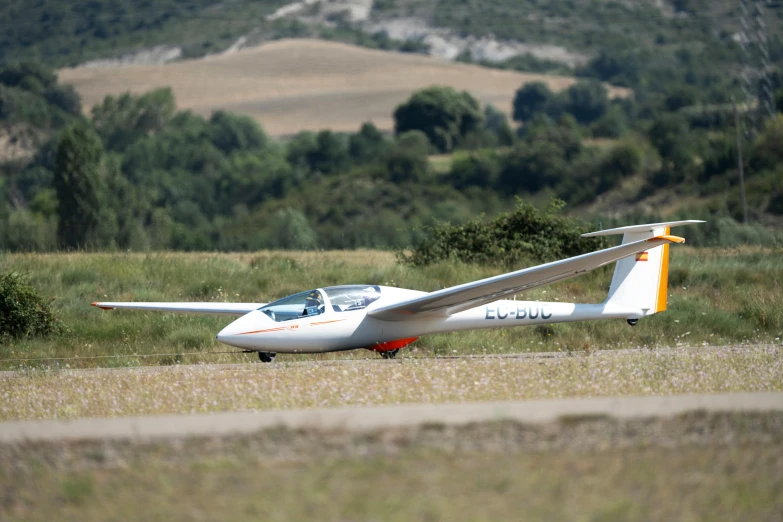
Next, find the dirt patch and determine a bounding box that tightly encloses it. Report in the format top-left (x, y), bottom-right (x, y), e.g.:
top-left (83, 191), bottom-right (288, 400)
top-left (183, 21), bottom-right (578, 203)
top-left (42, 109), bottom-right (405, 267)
top-left (0, 128), bottom-right (37, 162)
top-left (3, 412), bottom-right (781, 472)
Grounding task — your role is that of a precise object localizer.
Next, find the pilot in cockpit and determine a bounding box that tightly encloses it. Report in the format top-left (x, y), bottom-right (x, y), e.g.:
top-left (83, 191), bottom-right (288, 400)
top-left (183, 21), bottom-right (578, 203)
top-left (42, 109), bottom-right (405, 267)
top-left (303, 290), bottom-right (324, 316)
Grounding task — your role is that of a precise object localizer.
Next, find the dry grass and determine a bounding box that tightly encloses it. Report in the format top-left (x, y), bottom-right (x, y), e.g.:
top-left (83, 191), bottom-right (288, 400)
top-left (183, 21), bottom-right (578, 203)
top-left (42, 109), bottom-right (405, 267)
top-left (1, 247), bottom-right (781, 369)
top-left (59, 39), bottom-right (629, 135)
top-left (5, 248), bottom-right (395, 268)
top-left (2, 346), bottom-right (780, 421)
top-left (3, 429), bottom-right (782, 521)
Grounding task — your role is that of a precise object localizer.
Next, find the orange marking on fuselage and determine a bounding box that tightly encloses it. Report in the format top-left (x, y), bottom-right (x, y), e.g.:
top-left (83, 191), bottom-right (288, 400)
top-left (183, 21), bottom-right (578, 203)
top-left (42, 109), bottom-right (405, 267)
top-left (239, 318), bottom-right (346, 335)
top-left (310, 319), bottom-right (346, 326)
top-left (239, 327), bottom-right (286, 335)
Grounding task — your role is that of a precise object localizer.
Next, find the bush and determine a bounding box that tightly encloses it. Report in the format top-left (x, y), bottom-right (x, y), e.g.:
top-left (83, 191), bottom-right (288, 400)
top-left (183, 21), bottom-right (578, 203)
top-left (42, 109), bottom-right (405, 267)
top-left (399, 199), bottom-right (608, 267)
top-left (0, 272), bottom-right (62, 339)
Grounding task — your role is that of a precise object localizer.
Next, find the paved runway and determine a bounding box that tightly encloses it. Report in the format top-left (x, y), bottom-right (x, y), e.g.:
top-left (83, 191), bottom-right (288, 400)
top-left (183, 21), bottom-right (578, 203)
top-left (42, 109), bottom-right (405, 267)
top-left (2, 392), bottom-right (781, 444)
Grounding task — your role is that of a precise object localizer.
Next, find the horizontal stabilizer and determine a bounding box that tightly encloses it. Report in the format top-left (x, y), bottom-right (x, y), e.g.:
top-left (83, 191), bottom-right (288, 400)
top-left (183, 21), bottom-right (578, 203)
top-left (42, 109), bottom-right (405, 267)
top-left (581, 220), bottom-right (704, 237)
top-left (91, 302), bottom-right (263, 316)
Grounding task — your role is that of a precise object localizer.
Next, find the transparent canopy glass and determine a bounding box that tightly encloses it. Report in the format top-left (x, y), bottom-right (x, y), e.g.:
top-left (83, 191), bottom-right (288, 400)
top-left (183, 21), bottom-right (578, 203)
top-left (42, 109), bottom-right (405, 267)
top-left (259, 289), bottom-right (325, 322)
top-left (323, 285), bottom-right (381, 312)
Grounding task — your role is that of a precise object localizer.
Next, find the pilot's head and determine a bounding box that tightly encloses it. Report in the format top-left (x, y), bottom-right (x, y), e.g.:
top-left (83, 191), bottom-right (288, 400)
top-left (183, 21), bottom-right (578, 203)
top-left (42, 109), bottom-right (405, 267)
top-left (307, 290), bottom-right (321, 303)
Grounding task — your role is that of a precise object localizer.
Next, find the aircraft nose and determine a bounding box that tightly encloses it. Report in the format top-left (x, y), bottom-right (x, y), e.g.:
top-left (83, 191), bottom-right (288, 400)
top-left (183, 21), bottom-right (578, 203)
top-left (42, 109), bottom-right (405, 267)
top-left (216, 311), bottom-right (266, 348)
top-left (215, 322), bottom-right (238, 344)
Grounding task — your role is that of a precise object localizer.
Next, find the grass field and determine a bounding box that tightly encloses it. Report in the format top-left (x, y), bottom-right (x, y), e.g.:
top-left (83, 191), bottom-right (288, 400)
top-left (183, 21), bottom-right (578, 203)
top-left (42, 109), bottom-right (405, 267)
top-left (2, 347), bottom-right (781, 421)
top-left (3, 413), bottom-right (782, 521)
top-left (1, 247), bottom-right (781, 370)
top-left (58, 39), bottom-right (628, 135)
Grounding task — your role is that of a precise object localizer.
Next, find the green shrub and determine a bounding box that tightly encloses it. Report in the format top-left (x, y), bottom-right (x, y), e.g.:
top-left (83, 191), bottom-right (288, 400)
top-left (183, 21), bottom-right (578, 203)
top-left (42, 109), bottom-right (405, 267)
top-left (399, 199), bottom-right (607, 267)
top-left (0, 272), bottom-right (62, 339)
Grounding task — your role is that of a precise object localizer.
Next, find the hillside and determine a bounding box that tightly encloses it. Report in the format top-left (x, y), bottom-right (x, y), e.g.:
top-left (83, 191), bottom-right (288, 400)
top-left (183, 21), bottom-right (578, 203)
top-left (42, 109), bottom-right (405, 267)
top-left (58, 39), bottom-right (626, 135)
top-left (1, 1), bottom-right (782, 254)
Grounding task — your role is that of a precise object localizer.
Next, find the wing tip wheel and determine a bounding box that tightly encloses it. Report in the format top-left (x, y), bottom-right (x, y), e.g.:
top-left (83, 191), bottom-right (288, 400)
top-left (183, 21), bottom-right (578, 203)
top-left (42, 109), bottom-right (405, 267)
top-left (258, 352), bottom-right (276, 363)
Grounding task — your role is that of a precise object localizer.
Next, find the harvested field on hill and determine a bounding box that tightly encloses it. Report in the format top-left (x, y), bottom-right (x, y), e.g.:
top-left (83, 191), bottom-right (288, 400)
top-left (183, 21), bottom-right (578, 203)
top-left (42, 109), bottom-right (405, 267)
top-left (59, 39), bottom-right (628, 135)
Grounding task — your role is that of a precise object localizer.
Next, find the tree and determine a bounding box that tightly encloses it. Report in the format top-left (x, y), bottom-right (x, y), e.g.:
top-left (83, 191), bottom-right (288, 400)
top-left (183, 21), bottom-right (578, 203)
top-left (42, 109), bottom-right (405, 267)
top-left (595, 142), bottom-right (642, 193)
top-left (499, 141), bottom-right (569, 194)
top-left (647, 113), bottom-right (694, 186)
top-left (751, 117), bottom-right (783, 172)
top-left (286, 131), bottom-right (318, 174)
top-left (648, 113), bottom-right (689, 160)
top-left (590, 105), bottom-right (628, 138)
top-left (579, 50), bottom-right (640, 87)
top-left (45, 84), bottom-right (82, 116)
top-left (310, 130), bottom-right (350, 175)
top-left (450, 149), bottom-right (501, 189)
top-left (665, 85), bottom-right (700, 111)
top-left (384, 131), bottom-right (430, 183)
top-left (393, 86), bottom-right (483, 153)
top-left (0, 62), bottom-right (57, 91)
top-left (349, 122), bottom-right (386, 164)
top-left (563, 80), bottom-right (609, 125)
top-left (483, 104), bottom-right (515, 146)
top-left (522, 114), bottom-right (582, 161)
top-left (53, 122), bottom-right (105, 248)
top-left (267, 207), bottom-right (317, 249)
top-left (91, 88), bottom-right (176, 151)
top-left (208, 110), bottom-right (267, 154)
top-left (512, 82), bottom-right (554, 124)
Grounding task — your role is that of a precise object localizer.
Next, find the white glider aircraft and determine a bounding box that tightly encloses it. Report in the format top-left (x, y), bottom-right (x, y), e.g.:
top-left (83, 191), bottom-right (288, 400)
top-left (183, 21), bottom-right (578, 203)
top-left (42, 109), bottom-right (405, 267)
top-left (93, 221), bottom-right (703, 361)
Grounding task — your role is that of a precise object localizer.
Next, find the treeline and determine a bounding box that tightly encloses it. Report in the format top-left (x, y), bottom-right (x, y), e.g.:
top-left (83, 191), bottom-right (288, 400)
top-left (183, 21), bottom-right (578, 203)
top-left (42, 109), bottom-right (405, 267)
top-left (0, 74), bottom-right (512, 251)
top-left (1, 59), bottom-right (782, 252)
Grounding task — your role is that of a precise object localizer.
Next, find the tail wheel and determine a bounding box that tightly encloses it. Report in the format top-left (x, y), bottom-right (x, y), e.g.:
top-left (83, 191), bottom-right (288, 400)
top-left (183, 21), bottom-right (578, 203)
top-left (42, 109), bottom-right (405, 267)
top-left (258, 352), bottom-right (276, 363)
top-left (380, 349), bottom-right (399, 360)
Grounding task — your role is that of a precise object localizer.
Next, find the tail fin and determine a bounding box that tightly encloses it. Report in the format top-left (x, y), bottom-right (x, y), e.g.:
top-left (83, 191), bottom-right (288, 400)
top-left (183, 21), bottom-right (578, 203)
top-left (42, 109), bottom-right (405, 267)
top-left (582, 221), bottom-right (704, 317)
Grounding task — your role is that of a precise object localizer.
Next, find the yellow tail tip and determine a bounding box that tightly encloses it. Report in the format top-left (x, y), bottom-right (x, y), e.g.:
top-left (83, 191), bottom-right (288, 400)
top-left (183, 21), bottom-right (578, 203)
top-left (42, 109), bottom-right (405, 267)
top-left (649, 235), bottom-right (685, 244)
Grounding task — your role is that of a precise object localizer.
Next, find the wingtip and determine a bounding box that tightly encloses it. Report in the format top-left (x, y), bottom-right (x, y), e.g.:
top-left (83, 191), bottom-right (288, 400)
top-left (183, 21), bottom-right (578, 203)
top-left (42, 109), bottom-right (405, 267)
top-left (91, 302), bottom-right (114, 310)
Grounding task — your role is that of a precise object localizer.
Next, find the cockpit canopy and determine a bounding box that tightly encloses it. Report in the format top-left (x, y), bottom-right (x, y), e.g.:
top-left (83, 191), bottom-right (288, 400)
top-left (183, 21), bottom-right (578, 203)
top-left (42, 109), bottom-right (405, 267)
top-left (324, 285), bottom-right (381, 312)
top-left (259, 285), bottom-right (382, 322)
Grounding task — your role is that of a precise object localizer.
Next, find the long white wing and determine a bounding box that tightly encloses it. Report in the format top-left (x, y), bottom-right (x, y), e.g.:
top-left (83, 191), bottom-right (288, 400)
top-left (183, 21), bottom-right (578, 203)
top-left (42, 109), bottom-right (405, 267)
top-left (368, 235), bottom-right (684, 321)
top-left (91, 302), bottom-right (264, 316)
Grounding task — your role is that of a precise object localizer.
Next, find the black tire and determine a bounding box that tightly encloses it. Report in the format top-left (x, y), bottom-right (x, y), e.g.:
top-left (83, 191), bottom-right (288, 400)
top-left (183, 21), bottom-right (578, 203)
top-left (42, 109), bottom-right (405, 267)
top-left (627, 319), bottom-right (639, 326)
top-left (380, 349), bottom-right (399, 359)
top-left (258, 352), bottom-right (276, 363)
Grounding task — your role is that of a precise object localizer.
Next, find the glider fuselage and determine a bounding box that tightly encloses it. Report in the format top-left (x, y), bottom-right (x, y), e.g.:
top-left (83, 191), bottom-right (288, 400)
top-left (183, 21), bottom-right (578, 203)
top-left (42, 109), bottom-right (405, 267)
top-left (215, 286), bottom-right (632, 354)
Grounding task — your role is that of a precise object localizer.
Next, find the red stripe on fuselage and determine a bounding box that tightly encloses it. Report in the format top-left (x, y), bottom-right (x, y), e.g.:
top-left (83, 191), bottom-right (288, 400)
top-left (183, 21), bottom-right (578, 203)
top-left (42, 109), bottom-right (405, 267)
top-left (370, 337), bottom-right (419, 352)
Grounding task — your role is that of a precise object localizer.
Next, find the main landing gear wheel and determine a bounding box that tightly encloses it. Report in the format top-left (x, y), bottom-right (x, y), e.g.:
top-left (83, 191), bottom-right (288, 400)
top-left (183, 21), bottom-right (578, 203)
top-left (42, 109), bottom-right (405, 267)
top-left (627, 319), bottom-right (639, 326)
top-left (258, 352), bottom-right (276, 363)
top-left (380, 349), bottom-right (399, 360)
